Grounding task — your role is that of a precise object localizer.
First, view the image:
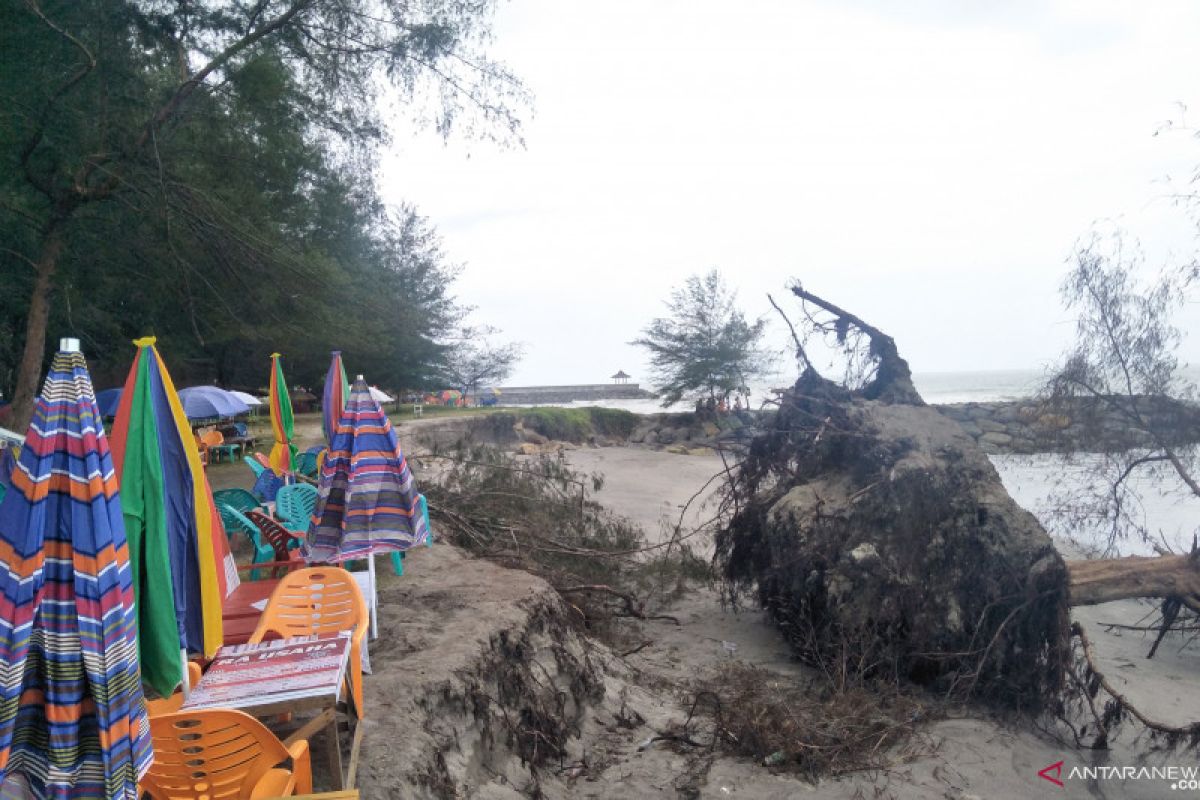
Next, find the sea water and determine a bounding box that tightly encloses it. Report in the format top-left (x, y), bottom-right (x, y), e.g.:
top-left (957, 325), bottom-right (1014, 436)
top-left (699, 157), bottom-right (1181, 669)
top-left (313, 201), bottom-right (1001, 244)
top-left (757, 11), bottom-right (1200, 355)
top-left (504, 368), bottom-right (1200, 556)
top-left (502, 368), bottom-right (1046, 414)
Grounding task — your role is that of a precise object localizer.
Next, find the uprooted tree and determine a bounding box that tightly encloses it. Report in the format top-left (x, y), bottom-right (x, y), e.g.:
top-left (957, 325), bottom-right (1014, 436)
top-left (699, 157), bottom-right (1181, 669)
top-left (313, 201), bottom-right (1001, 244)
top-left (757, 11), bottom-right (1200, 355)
top-left (715, 283), bottom-right (1200, 735)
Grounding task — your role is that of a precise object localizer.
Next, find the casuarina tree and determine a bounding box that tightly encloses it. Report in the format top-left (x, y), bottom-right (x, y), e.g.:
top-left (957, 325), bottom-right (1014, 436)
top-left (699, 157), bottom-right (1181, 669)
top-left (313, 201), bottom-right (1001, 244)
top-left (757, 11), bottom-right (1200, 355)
top-left (632, 269), bottom-right (773, 406)
top-left (0, 0), bottom-right (527, 431)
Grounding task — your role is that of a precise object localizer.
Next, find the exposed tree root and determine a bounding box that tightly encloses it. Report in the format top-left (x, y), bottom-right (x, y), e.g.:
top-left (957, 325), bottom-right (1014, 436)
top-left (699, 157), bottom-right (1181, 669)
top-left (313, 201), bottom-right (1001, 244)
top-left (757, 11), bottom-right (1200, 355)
top-left (1071, 622), bottom-right (1200, 746)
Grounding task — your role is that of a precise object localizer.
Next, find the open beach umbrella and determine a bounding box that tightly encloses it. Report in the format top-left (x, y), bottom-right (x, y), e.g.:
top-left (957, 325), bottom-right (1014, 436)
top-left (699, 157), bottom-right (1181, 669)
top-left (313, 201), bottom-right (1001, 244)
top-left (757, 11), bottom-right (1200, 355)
top-left (268, 353), bottom-right (297, 475)
top-left (323, 351), bottom-right (349, 445)
top-left (108, 339), bottom-right (225, 691)
top-left (94, 388), bottom-right (122, 418)
top-left (0, 341), bottom-right (152, 798)
top-left (227, 390), bottom-right (262, 407)
top-left (305, 376), bottom-right (430, 563)
top-left (176, 386), bottom-right (250, 421)
top-left (367, 386), bottom-right (393, 404)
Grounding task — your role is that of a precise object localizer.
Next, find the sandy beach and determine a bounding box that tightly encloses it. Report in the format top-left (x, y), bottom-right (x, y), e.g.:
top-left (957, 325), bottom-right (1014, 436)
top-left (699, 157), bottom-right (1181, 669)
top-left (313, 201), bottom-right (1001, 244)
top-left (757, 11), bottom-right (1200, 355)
top-left (207, 415), bottom-right (1200, 798)
top-left (560, 445), bottom-right (1200, 799)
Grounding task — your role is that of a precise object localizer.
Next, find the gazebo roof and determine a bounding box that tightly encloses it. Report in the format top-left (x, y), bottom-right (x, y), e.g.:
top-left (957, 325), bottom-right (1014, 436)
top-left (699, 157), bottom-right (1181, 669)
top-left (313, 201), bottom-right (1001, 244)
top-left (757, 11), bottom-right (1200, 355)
top-left (610, 370), bottom-right (631, 379)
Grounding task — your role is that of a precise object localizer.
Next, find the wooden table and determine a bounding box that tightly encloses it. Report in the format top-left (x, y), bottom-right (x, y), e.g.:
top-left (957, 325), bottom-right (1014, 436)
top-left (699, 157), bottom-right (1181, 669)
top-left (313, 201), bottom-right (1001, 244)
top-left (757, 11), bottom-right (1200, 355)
top-left (220, 575), bottom-right (280, 645)
top-left (182, 632), bottom-right (363, 789)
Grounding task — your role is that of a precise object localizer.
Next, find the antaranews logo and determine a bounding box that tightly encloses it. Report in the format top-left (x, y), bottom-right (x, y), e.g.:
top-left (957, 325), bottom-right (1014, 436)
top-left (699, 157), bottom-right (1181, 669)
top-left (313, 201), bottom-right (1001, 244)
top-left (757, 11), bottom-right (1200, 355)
top-left (1038, 761), bottom-right (1064, 787)
top-left (1038, 761), bottom-right (1200, 791)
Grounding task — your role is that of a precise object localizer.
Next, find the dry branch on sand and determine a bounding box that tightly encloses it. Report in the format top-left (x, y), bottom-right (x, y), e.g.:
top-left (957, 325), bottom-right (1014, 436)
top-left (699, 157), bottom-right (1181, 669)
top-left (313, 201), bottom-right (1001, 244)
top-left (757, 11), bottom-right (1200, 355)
top-left (678, 663), bottom-right (936, 779)
top-left (419, 443), bottom-right (703, 636)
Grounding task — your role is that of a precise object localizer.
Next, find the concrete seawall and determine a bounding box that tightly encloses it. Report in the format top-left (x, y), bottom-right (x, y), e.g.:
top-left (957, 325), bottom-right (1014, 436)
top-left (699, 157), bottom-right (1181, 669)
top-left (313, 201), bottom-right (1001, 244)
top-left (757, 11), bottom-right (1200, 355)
top-left (496, 383), bottom-right (654, 404)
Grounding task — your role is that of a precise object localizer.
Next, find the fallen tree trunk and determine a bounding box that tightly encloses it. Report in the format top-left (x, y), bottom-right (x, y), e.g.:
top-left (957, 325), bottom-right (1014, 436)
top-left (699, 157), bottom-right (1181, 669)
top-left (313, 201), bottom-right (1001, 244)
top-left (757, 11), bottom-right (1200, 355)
top-left (1067, 552), bottom-right (1200, 606)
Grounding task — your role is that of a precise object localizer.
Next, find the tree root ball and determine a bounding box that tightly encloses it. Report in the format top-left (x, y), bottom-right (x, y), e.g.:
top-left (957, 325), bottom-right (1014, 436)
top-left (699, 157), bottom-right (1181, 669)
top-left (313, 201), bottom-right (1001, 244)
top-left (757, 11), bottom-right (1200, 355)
top-left (717, 371), bottom-right (1070, 711)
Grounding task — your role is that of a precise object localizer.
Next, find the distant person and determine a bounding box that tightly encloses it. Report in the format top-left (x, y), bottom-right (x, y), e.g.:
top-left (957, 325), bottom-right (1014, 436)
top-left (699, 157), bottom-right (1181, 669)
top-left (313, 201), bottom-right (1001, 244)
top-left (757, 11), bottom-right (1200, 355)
top-left (733, 395), bottom-right (743, 412)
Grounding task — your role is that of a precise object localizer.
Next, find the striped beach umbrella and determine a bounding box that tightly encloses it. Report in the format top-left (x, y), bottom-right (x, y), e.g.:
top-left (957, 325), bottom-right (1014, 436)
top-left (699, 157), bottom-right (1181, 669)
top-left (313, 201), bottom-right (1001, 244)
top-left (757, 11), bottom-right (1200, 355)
top-left (0, 341), bottom-right (152, 798)
top-left (107, 339), bottom-right (225, 694)
top-left (305, 377), bottom-right (429, 563)
top-left (322, 351), bottom-right (349, 446)
top-left (268, 353), bottom-right (297, 475)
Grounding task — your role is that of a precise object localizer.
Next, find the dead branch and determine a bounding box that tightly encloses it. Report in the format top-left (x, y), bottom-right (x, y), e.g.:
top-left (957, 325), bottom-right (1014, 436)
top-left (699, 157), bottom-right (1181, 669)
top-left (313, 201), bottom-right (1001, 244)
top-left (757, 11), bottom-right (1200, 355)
top-left (1072, 622), bottom-right (1200, 739)
top-left (558, 585), bottom-right (680, 625)
top-left (789, 283), bottom-right (923, 404)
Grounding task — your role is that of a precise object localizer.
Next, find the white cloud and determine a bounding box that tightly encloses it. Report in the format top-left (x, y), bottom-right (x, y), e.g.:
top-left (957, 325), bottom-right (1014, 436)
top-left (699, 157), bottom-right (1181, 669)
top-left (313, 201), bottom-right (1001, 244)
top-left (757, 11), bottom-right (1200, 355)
top-left (380, 0), bottom-right (1200, 387)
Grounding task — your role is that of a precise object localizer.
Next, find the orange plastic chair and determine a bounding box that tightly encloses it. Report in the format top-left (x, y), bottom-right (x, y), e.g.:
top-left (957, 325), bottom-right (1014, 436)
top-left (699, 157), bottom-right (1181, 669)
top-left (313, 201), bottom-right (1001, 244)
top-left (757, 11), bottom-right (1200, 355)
top-left (194, 433), bottom-right (210, 466)
top-left (141, 709), bottom-right (312, 799)
top-left (145, 661), bottom-right (203, 717)
top-left (248, 567), bottom-right (368, 718)
top-left (202, 429), bottom-right (240, 463)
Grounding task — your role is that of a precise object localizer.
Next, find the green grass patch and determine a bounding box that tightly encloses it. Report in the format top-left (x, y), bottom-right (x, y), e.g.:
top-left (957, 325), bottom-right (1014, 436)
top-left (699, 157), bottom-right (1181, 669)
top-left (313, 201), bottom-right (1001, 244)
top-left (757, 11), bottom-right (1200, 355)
top-left (516, 407), bottom-right (639, 441)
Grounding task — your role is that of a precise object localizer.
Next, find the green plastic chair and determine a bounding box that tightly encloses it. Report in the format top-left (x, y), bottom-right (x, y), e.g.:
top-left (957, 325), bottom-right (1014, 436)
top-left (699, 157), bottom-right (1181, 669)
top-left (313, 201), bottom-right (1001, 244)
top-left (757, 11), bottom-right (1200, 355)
top-left (212, 487), bottom-right (261, 515)
top-left (246, 457), bottom-right (267, 480)
top-left (217, 503), bottom-right (274, 579)
top-left (389, 494), bottom-right (433, 576)
top-left (294, 450), bottom-right (320, 480)
top-left (275, 483), bottom-right (319, 533)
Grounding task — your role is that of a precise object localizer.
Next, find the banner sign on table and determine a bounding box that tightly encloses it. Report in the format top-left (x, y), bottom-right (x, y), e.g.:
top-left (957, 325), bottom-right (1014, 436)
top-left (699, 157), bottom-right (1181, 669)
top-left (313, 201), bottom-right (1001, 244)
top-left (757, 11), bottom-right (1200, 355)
top-left (182, 631), bottom-right (351, 711)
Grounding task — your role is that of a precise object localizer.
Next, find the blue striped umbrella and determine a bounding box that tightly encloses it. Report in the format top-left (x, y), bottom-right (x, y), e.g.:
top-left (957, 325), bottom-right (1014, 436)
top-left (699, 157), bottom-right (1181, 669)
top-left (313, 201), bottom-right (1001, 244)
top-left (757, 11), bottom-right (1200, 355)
top-left (305, 377), bottom-right (429, 562)
top-left (0, 342), bottom-right (152, 798)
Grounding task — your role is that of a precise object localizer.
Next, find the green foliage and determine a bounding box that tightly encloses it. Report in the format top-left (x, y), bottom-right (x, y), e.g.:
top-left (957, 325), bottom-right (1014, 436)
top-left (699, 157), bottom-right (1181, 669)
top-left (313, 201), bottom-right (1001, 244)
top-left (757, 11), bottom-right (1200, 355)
top-left (632, 270), bottom-right (774, 406)
top-left (0, 0), bottom-right (527, 410)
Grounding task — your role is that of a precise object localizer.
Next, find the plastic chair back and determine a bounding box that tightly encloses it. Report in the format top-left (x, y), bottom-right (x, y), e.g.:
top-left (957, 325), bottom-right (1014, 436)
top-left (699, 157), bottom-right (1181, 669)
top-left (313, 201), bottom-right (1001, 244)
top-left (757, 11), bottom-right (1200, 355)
top-left (201, 430), bottom-right (225, 448)
top-left (247, 458), bottom-right (267, 479)
top-left (142, 708), bottom-right (312, 799)
top-left (234, 422), bottom-right (249, 438)
top-left (275, 483), bottom-right (319, 531)
top-left (388, 493), bottom-right (432, 576)
top-left (294, 450), bottom-right (319, 479)
top-left (245, 510), bottom-right (303, 563)
top-left (217, 504), bottom-right (274, 575)
top-left (212, 487), bottom-right (260, 514)
top-left (250, 567), bottom-right (368, 716)
top-left (251, 469), bottom-right (284, 503)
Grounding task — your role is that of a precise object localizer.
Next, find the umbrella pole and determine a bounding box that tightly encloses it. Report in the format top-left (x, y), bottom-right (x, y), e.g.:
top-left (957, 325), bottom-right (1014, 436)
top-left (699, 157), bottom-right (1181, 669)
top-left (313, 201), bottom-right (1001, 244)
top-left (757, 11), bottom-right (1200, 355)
top-left (180, 649), bottom-right (191, 700)
top-left (367, 555), bottom-right (379, 640)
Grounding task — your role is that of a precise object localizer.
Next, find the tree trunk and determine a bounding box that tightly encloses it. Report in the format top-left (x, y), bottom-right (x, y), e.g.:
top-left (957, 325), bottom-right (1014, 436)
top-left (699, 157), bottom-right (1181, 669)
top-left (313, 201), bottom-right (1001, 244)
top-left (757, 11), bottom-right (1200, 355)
top-left (1067, 553), bottom-right (1200, 606)
top-left (9, 223), bottom-right (65, 434)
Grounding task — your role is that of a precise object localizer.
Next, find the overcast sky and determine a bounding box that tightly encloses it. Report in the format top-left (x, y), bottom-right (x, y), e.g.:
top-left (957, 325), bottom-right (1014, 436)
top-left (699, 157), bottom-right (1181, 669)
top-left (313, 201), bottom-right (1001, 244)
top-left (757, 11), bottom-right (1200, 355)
top-left (380, 0), bottom-right (1200, 388)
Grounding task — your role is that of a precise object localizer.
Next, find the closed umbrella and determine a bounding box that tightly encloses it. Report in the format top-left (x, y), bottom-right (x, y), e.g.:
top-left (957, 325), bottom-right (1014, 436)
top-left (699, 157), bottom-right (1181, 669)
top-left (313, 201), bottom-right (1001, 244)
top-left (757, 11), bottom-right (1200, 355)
top-left (108, 339), bottom-right (225, 689)
top-left (322, 351), bottom-right (349, 445)
top-left (305, 376), bottom-right (429, 563)
top-left (0, 340), bottom-right (152, 798)
top-left (268, 354), bottom-right (297, 475)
